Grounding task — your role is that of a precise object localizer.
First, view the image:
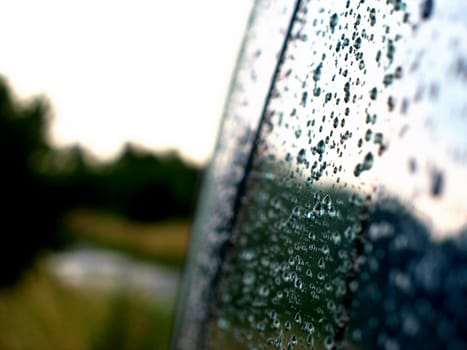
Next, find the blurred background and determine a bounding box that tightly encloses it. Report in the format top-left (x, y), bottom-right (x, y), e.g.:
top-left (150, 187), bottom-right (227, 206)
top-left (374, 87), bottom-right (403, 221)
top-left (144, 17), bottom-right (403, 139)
top-left (0, 1), bottom-right (253, 349)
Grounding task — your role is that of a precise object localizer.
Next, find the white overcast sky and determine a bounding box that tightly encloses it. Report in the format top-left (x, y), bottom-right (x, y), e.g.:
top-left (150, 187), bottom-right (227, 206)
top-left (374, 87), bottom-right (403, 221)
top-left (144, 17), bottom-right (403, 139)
top-left (0, 0), bottom-right (254, 165)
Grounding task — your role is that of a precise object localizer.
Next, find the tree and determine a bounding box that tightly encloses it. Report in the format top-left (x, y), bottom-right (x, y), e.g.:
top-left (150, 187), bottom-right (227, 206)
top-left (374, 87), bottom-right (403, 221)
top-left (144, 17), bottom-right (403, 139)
top-left (0, 76), bottom-right (62, 286)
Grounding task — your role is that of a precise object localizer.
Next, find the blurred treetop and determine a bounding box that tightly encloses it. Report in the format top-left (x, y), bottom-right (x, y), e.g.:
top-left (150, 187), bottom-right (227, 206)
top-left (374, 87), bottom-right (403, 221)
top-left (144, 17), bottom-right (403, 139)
top-left (0, 75), bottom-right (202, 285)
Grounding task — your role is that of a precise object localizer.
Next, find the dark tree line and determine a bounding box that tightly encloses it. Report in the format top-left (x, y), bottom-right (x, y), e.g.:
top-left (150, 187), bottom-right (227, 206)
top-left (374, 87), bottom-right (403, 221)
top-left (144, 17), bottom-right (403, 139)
top-left (46, 143), bottom-right (202, 222)
top-left (0, 77), bottom-right (59, 286)
top-left (0, 77), bottom-right (202, 286)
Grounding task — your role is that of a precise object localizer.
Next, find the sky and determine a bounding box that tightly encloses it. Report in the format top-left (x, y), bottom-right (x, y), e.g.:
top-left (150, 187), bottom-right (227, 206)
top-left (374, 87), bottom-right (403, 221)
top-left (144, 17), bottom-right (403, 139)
top-left (0, 0), bottom-right (254, 165)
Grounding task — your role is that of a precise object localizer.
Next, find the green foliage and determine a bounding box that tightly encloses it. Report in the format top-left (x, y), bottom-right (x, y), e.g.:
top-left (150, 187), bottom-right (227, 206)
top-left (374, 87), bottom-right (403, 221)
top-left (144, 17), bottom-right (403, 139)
top-left (0, 76), bottom-right (201, 286)
top-left (41, 143), bottom-right (202, 222)
top-left (0, 263), bottom-right (174, 350)
top-left (94, 144), bottom-right (201, 221)
top-left (90, 290), bottom-right (174, 350)
top-left (0, 76), bottom-right (61, 286)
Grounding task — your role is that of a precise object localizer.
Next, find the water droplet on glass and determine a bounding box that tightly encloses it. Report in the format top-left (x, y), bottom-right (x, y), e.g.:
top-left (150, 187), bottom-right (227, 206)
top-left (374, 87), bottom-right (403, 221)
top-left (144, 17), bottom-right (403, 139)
top-left (318, 257), bottom-right (326, 269)
top-left (259, 285), bottom-right (270, 297)
top-left (330, 13), bottom-right (338, 32)
top-left (217, 318), bottom-right (230, 330)
top-left (297, 148), bottom-right (307, 164)
top-left (430, 169), bottom-right (444, 197)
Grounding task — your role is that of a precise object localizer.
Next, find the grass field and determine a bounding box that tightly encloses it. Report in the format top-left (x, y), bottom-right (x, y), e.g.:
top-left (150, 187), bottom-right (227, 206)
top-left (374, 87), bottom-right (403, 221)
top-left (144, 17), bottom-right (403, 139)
top-left (0, 261), bottom-right (175, 350)
top-left (0, 210), bottom-right (191, 350)
top-left (64, 209), bottom-right (191, 268)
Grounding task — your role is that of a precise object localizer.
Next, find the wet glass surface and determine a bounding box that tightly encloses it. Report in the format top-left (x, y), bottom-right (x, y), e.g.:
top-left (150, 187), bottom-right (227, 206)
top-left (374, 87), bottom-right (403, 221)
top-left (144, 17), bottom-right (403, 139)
top-left (174, 1), bottom-right (467, 349)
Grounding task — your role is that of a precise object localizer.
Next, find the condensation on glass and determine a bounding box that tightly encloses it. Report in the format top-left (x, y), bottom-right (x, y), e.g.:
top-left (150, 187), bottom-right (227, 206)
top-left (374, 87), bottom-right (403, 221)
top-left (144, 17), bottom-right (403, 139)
top-left (173, 0), bottom-right (467, 349)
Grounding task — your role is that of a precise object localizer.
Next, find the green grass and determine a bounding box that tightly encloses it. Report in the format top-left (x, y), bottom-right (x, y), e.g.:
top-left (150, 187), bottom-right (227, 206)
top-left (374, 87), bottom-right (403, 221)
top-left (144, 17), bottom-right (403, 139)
top-left (63, 209), bottom-right (191, 268)
top-left (0, 210), bottom-right (191, 349)
top-left (0, 261), bottom-right (175, 350)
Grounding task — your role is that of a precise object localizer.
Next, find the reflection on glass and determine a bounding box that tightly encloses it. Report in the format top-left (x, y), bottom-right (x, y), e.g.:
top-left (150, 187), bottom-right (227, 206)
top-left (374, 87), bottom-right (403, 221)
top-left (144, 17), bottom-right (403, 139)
top-left (174, 0), bottom-right (467, 349)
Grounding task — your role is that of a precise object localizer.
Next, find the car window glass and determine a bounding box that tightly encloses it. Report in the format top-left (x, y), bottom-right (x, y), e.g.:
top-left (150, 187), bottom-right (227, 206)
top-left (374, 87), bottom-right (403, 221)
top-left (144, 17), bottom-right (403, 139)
top-left (174, 1), bottom-right (467, 349)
